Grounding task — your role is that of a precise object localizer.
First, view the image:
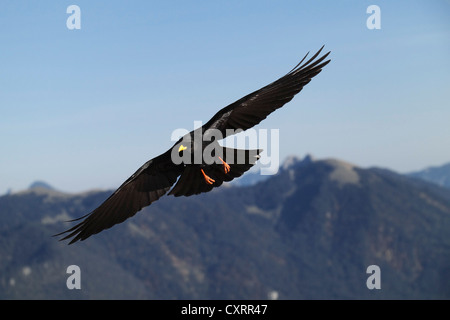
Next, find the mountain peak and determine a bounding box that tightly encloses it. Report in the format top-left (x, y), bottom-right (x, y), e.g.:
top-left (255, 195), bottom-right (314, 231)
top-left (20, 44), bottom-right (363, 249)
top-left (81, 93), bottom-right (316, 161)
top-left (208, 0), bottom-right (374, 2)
top-left (281, 154), bottom-right (314, 170)
top-left (320, 158), bottom-right (360, 187)
top-left (28, 181), bottom-right (54, 191)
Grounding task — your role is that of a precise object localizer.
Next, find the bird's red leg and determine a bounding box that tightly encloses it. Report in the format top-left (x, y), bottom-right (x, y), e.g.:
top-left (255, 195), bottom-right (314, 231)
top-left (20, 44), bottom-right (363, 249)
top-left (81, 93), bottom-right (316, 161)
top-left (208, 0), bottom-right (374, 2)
top-left (218, 157), bottom-right (231, 174)
top-left (201, 169), bottom-right (215, 185)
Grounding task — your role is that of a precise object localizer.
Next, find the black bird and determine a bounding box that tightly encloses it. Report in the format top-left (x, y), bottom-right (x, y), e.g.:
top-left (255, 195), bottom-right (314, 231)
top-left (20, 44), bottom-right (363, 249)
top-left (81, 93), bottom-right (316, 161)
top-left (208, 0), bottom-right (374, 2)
top-left (56, 47), bottom-right (331, 244)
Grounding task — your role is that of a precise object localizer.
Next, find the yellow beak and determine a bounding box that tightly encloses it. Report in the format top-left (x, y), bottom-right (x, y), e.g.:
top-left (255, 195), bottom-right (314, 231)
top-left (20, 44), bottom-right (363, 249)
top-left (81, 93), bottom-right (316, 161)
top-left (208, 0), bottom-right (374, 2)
top-left (178, 145), bottom-right (187, 152)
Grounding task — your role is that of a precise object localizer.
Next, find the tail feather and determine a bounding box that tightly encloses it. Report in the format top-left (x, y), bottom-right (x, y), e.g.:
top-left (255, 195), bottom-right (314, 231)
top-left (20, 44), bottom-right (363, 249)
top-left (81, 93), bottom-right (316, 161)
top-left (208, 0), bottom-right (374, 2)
top-left (168, 147), bottom-right (262, 197)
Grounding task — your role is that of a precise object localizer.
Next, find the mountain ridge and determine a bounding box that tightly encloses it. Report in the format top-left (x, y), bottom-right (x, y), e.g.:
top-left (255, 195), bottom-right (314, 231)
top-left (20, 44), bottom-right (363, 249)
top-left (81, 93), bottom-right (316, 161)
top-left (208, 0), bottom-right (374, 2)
top-left (1, 156), bottom-right (449, 299)
top-left (407, 162), bottom-right (450, 189)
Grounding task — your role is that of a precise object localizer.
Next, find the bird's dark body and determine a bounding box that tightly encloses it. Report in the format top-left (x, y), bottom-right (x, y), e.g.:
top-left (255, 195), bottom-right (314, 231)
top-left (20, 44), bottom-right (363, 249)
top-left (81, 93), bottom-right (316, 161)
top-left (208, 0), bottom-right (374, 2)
top-left (56, 47), bottom-right (331, 244)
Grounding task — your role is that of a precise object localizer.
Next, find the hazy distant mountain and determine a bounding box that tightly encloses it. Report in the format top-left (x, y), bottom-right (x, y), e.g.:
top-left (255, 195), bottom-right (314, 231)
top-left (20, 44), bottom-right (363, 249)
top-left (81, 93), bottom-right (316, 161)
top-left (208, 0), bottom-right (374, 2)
top-left (407, 162), bottom-right (450, 189)
top-left (28, 181), bottom-right (55, 191)
top-left (1, 156), bottom-right (450, 299)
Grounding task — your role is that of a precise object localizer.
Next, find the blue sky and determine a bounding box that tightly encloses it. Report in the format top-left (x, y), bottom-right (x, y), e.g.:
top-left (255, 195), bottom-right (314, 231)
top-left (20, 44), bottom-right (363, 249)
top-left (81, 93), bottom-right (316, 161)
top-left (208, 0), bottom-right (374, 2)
top-left (1, 0), bottom-right (449, 194)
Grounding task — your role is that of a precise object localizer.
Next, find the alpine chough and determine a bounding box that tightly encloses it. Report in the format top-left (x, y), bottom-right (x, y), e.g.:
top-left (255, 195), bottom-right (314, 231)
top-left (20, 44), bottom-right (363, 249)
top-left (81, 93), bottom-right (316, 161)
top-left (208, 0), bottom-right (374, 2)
top-left (56, 47), bottom-right (331, 244)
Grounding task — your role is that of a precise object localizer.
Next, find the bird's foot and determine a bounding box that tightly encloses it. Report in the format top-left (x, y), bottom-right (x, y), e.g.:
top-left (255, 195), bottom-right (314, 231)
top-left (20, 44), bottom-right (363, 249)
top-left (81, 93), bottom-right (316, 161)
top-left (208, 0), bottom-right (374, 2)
top-left (218, 157), bottom-right (231, 174)
top-left (201, 169), bottom-right (216, 185)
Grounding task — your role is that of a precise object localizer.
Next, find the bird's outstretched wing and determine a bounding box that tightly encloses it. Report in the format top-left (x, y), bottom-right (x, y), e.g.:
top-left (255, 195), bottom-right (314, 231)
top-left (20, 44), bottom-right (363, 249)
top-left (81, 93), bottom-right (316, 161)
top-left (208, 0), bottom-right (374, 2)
top-left (55, 150), bottom-right (182, 244)
top-left (202, 46), bottom-right (331, 137)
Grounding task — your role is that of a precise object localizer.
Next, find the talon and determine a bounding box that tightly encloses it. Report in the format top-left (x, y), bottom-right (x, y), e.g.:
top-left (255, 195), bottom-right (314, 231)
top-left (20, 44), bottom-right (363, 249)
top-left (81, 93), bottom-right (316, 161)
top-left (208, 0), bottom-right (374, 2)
top-left (218, 157), bottom-right (231, 174)
top-left (201, 169), bottom-right (215, 185)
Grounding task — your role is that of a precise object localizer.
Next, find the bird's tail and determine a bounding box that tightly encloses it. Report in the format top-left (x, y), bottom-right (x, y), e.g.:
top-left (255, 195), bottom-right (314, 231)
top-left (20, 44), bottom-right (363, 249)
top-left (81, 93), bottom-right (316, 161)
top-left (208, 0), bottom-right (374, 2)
top-left (168, 147), bottom-right (262, 197)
